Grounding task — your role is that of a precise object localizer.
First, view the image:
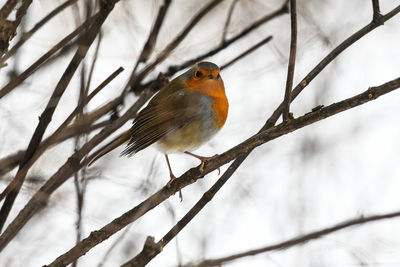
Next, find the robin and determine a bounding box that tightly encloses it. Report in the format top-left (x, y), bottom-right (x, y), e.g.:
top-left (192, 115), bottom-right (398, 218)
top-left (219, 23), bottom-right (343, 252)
top-left (89, 61), bottom-right (228, 187)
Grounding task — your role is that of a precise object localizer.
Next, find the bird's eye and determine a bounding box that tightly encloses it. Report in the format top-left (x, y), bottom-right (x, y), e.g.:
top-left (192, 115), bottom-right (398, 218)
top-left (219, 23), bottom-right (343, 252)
top-left (195, 70), bottom-right (201, 78)
top-left (216, 73), bottom-right (220, 80)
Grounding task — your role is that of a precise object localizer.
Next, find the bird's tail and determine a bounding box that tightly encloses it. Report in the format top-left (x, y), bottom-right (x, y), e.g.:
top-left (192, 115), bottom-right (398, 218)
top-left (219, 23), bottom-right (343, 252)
top-left (88, 129), bottom-right (132, 166)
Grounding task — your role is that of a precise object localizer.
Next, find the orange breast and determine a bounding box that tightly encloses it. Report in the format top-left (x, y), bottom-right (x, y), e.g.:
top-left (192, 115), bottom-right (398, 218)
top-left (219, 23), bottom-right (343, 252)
top-left (211, 91), bottom-right (229, 128)
top-left (184, 77), bottom-right (228, 129)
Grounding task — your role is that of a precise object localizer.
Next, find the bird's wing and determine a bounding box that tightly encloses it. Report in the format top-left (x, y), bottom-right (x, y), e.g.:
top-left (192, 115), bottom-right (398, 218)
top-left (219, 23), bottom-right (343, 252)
top-left (121, 84), bottom-right (206, 156)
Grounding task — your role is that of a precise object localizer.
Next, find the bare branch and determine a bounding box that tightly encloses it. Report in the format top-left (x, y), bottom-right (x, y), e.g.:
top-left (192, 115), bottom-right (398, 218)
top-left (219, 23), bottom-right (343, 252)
top-left (371, 0), bottom-right (382, 22)
top-left (29, 4), bottom-right (400, 263)
top-left (137, 0), bottom-right (172, 65)
top-left (0, 13), bottom-right (99, 99)
top-left (0, 0), bottom-right (78, 65)
top-left (220, 35), bottom-right (273, 70)
top-left (0, 0), bottom-right (118, 231)
top-left (0, 0), bottom-right (18, 19)
top-left (188, 210), bottom-right (400, 267)
top-left (13, 1), bottom-right (32, 29)
top-left (0, 117), bottom-right (113, 177)
top-left (265, 3), bottom-right (400, 129)
top-left (0, 0), bottom-right (32, 56)
top-left (137, 1), bottom-right (289, 93)
top-left (282, 0), bottom-right (297, 121)
top-left (124, 0), bottom-right (171, 95)
top-left (72, 36), bottom-right (93, 265)
top-left (0, 70), bottom-right (165, 176)
top-left (49, 76), bottom-right (400, 267)
top-left (130, 0), bottom-right (224, 94)
top-left (85, 31), bottom-right (102, 91)
top-left (221, 0), bottom-right (238, 44)
top-left (163, 6), bottom-right (400, 251)
top-left (1, 3), bottom-right (399, 263)
top-left (0, 87), bottom-right (156, 252)
top-left (0, 67), bottom-right (124, 202)
top-left (97, 225), bottom-right (133, 267)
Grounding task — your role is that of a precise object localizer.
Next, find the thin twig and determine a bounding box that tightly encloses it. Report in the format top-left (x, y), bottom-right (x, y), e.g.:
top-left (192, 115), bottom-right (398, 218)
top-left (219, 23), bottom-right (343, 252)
top-left (220, 35), bottom-right (273, 70)
top-left (188, 210), bottom-right (400, 267)
top-left (51, 76), bottom-right (400, 267)
top-left (2, 2), bottom-right (399, 261)
top-left (164, 201), bottom-right (183, 266)
top-left (136, 1), bottom-right (289, 93)
top-left (0, 1), bottom-right (117, 231)
top-left (0, 88), bottom-right (155, 252)
top-left (0, 67), bottom-right (124, 202)
top-left (0, 0), bottom-right (32, 56)
top-left (130, 0), bottom-right (224, 94)
top-left (72, 20), bottom-right (94, 263)
top-left (85, 32), bottom-right (102, 92)
top-left (0, 69), bottom-right (164, 176)
top-left (266, 4), bottom-right (400, 129)
top-left (142, 7), bottom-right (400, 265)
top-left (97, 225), bottom-right (133, 267)
top-left (72, 60), bottom-right (88, 267)
top-left (72, 168), bottom-right (86, 267)
top-left (0, 13), bottom-right (99, 99)
top-left (371, 0), bottom-right (382, 22)
top-left (221, 0), bottom-right (238, 44)
top-left (0, 0), bottom-right (18, 19)
top-left (39, 38), bottom-right (79, 70)
top-left (123, 0), bottom-right (171, 95)
top-left (13, 1), bottom-right (32, 29)
top-left (0, 118), bottom-right (111, 176)
top-left (137, 0), bottom-right (172, 65)
top-left (0, 69), bottom-right (163, 176)
top-left (282, 0), bottom-right (297, 121)
top-left (17, 3), bottom-right (400, 262)
top-left (0, 0), bottom-right (78, 65)
top-left (159, 7), bottom-right (400, 253)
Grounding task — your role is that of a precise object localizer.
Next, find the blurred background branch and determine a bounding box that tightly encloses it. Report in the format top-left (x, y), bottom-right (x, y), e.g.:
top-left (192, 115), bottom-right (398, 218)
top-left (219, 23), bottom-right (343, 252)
top-left (188, 210), bottom-right (400, 267)
top-left (0, 0), bottom-right (399, 266)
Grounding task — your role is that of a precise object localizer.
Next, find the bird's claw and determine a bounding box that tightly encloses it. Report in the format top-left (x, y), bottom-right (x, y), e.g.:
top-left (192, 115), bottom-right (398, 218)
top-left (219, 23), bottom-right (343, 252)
top-left (184, 151), bottom-right (219, 174)
top-left (166, 174), bottom-right (183, 201)
top-left (178, 190), bottom-right (183, 202)
top-left (167, 174), bottom-right (176, 188)
top-left (199, 161), bottom-right (205, 173)
top-left (198, 154), bottom-right (219, 174)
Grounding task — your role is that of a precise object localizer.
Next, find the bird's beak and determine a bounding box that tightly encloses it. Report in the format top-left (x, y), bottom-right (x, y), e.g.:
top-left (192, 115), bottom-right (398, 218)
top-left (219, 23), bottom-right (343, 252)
top-left (207, 75), bottom-right (215, 79)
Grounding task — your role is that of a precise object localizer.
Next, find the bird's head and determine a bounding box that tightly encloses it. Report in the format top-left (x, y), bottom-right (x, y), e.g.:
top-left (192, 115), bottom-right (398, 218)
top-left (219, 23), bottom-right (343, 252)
top-left (182, 61), bottom-right (225, 97)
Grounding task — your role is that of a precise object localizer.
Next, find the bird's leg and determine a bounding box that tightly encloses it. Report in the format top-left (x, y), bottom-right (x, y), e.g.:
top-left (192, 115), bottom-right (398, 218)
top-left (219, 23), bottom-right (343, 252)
top-left (184, 151), bottom-right (220, 174)
top-left (164, 154), bottom-right (183, 201)
top-left (165, 154), bottom-right (176, 187)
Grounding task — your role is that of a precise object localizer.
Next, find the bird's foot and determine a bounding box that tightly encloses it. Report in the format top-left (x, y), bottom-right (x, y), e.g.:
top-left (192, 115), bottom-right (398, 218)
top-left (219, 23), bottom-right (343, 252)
top-left (164, 154), bottom-right (183, 201)
top-left (167, 173), bottom-right (176, 188)
top-left (167, 174), bottom-right (183, 201)
top-left (184, 152), bottom-right (220, 174)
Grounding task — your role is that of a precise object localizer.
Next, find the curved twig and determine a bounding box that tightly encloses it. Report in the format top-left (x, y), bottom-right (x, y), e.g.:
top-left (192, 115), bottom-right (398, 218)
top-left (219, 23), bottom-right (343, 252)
top-left (187, 210), bottom-right (400, 267)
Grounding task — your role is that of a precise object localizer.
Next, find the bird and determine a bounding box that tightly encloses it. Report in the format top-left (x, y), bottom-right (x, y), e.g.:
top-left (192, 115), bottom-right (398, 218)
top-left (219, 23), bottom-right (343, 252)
top-left (89, 61), bottom-right (228, 187)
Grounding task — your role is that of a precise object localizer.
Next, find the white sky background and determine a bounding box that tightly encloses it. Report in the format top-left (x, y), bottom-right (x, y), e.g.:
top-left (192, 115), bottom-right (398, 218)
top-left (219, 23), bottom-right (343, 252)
top-left (1, 0), bottom-right (400, 266)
